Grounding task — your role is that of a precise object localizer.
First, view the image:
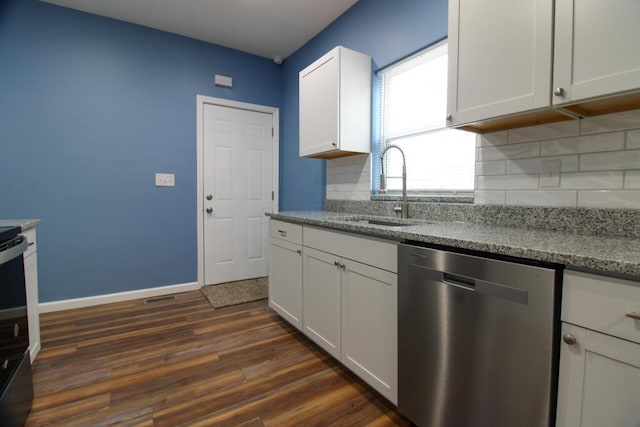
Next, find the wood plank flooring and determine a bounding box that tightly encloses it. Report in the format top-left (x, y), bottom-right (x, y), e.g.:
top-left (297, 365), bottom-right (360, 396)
top-left (27, 291), bottom-right (412, 426)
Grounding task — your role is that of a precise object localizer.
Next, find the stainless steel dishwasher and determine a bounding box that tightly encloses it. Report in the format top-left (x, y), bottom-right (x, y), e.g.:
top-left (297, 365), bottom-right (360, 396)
top-left (398, 243), bottom-right (561, 427)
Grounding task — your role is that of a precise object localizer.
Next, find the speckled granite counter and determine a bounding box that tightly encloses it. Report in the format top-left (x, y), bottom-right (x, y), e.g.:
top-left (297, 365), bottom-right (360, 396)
top-left (0, 219), bottom-right (41, 231)
top-left (269, 211), bottom-right (640, 279)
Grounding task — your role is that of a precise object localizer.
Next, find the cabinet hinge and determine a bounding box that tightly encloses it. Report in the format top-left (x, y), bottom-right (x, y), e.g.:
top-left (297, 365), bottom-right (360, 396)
top-left (272, 128), bottom-right (274, 137)
top-left (271, 191), bottom-right (275, 201)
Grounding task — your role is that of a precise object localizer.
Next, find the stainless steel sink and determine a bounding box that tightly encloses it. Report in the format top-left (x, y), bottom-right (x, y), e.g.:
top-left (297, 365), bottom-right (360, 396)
top-left (341, 216), bottom-right (430, 227)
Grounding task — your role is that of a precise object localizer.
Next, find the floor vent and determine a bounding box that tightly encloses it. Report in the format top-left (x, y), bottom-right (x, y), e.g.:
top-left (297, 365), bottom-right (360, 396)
top-left (144, 295), bottom-right (176, 304)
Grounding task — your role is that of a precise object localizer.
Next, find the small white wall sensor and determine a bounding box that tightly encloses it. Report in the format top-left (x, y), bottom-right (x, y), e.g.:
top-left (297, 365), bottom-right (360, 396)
top-left (214, 74), bottom-right (233, 88)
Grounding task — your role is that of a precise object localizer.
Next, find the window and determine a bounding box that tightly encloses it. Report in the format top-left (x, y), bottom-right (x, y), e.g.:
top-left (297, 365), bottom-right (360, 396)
top-left (377, 41), bottom-right (476, 194)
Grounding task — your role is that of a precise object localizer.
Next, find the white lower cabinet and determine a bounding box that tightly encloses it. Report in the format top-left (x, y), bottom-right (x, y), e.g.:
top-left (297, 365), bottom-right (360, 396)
top-left (556, 323), bottom-right (640, 427)
top-left (556, 270), bottom-right (640, 426)
top-left (302, 247), bottom-right (343, 359)
top-left (269, 220), bottom-right (399, 403)
top-left (302, 226), bottom-right (398, 404)
top-left (268, 238), bottom-right (303, 330)
top-left (341, 259), bottom-right (397, 404)
top-left (268, 220), bottom-right (303, 330)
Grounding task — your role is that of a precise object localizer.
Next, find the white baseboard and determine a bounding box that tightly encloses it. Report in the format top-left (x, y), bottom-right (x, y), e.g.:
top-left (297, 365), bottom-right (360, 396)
top-left (30, 341), bottom-right (41, 363)
top-left (38, 281), bottom-right (201, 313)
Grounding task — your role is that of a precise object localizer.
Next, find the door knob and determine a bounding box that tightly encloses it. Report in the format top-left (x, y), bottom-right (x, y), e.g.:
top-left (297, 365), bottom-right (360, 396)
top-left (554, 87), bottom-right (566, 97)
top-left (206, 207), bottom-right (213, 214)
top-left (562, 334), bottom-right (576, 345)
top-left (206, 194), bottom-right (213, 200)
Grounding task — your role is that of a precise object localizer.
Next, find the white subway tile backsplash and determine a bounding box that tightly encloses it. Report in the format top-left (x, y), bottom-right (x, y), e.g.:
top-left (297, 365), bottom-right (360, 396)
top-left (627, 130), bottom-right (640, 149)
top-left (327, 172), bottom-right (369, 185)
top-left (477, 174), bottom-right (539, 190)
top-left (327, 154), bottom-right (370, 176)
top-left (580, 108), bottom-right (640, 134)
top-left (505, 190), bottom-right (577, 207)
top-left (506, 155), bottom-right (579, 174)
top-left (541, 132), bottom-right (625, 156)
top-left (326, 190), bottom-right (370, 201)
top-left (624, 171), bottom-right (640, 189)
top-left (559, 171), bottom-right (623, 190)
top-left (329, 105), bottom-right (640, 210)
top-left (579, 150), bottom-right (640, 171)
top-left (326, 181), bottom-right (371, 201)
top-left (475, 160), bottom-right (506, 176)
top-left (326, 166), bottom-right (370, 178)
top-left (578, 190), bottom-right (640, 209)
top-left (478, 142), bottom-right (540, 161)
top-left (326, 154), bottom-right (371, 201)
top-left (478, 131), bottom-right (508, 147)
top-left (508, 120), bottom-right (579, 143)
top-left (474, 191), bottom-right (505, 205)
top-left (471, 117), bottom-right (640, 208)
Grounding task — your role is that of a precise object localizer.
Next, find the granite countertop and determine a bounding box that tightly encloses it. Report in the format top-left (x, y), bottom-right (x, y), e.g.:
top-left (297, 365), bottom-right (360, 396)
top-left (269, 211), bottom-right (640, 279)
top-left (0, 219), bottom-right (41, 231)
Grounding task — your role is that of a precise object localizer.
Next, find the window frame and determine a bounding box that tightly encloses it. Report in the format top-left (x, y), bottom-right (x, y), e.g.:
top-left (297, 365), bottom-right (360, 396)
top-left (373, 40), bottom-right (476, 200)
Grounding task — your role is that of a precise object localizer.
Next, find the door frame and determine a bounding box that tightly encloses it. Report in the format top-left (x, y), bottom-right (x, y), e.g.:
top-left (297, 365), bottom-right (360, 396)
top-left (196, 95), bottom-right (279, 287)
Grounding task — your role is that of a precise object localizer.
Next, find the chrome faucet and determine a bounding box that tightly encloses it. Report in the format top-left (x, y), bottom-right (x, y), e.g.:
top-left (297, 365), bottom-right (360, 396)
top-left (380, 144), bottom-right (408, 219)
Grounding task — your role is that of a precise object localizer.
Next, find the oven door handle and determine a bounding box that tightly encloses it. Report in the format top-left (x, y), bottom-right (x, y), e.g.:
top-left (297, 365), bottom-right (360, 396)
top-left (0, 236), bottom-right (28, 265)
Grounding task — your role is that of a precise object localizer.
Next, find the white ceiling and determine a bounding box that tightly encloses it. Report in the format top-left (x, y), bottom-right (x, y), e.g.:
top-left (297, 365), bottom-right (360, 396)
top-left (41, 0), bottom-right (359, 61)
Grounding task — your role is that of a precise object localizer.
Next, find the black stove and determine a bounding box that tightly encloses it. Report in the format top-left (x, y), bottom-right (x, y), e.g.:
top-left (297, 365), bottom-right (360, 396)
top-left (0, 226), bottom-right (32, 426)
top-left (0, 226), bottom-right (20, 245)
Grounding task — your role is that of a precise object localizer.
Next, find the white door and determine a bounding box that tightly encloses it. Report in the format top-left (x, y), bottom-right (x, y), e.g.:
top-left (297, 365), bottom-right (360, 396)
top-left (203, 104), bottom-right (273, 285)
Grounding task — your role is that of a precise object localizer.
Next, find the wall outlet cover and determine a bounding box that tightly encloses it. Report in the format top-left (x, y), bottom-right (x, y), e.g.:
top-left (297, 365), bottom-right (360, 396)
top-left (155, 173), bottom-right (175, 187)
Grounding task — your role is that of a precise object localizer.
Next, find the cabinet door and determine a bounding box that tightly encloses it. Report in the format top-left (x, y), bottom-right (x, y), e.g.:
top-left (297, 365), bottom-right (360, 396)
top-left (302, 247), bottom-right (342, 359)
top-left (299, 50), bottom-right (339, 156)
top-left (448, 0), bottom-right (553, 126)
top-left (556, 323), bottom-right (640, 427)
top-left (268, 238), bottom-right (303, 330)
top-left (24, 252), bottom-right (40, 362)
top-left (553, 0), bottom-right (640, 106)
top-left (341, 259), bottom-right (397, 404)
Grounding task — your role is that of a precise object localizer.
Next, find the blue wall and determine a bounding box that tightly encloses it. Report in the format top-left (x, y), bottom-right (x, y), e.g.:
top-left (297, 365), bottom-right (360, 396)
top-left (0, 0), bottom-right (446, 302)
top-left (280, 0), bottom-right (448, 210)
top-left (0, 1), bottom-right (282, 301)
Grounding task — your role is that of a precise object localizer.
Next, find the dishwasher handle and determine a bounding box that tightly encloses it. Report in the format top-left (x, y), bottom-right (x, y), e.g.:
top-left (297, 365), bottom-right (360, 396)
top-left (443, 273), bottom-right (475, 290)
top-left (409, 263), bottom-right (528, 305)
top-left (443, 271), bottom-right (528, 305)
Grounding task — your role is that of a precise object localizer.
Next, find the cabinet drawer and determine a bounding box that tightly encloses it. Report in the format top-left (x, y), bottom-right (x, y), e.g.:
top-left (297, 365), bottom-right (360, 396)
top-left (269, 220), bottom-right (302, 245)
top-left (303, 226), bottom-right (397, 273)
top-left (22, 228), bottom-right (37, 258)
top-left (562, 270), bottom-right (640, 345)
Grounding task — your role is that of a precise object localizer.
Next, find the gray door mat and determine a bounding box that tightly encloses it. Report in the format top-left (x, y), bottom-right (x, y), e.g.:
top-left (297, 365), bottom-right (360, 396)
top-left (201, 277), bottom-right (268, 308)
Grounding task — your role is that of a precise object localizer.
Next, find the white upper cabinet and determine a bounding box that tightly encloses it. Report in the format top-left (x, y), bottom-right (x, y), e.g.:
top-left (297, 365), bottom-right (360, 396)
top-left (449, 0), bottom-right (640, 132)
top-left (553, 0), bottom-right (640, 113)
top-left (299, 46), bottom-right (371, 158)
top-left (447, 0), bottom-right (553, 129)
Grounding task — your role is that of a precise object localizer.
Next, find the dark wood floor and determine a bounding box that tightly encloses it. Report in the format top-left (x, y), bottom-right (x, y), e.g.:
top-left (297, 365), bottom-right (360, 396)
top-left (27, 290), bottom-right (412, 426)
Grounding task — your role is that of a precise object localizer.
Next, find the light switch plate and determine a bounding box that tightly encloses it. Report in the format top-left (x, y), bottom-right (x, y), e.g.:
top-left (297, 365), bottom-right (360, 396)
top-left (540, 159), bottom-right (560, 187)
top-left (155, 173), bottom-right (175, 187)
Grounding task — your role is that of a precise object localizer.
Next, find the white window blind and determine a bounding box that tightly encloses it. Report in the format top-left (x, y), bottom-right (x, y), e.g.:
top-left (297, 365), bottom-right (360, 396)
top-left (379, 41), bottom-right (476, 193)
